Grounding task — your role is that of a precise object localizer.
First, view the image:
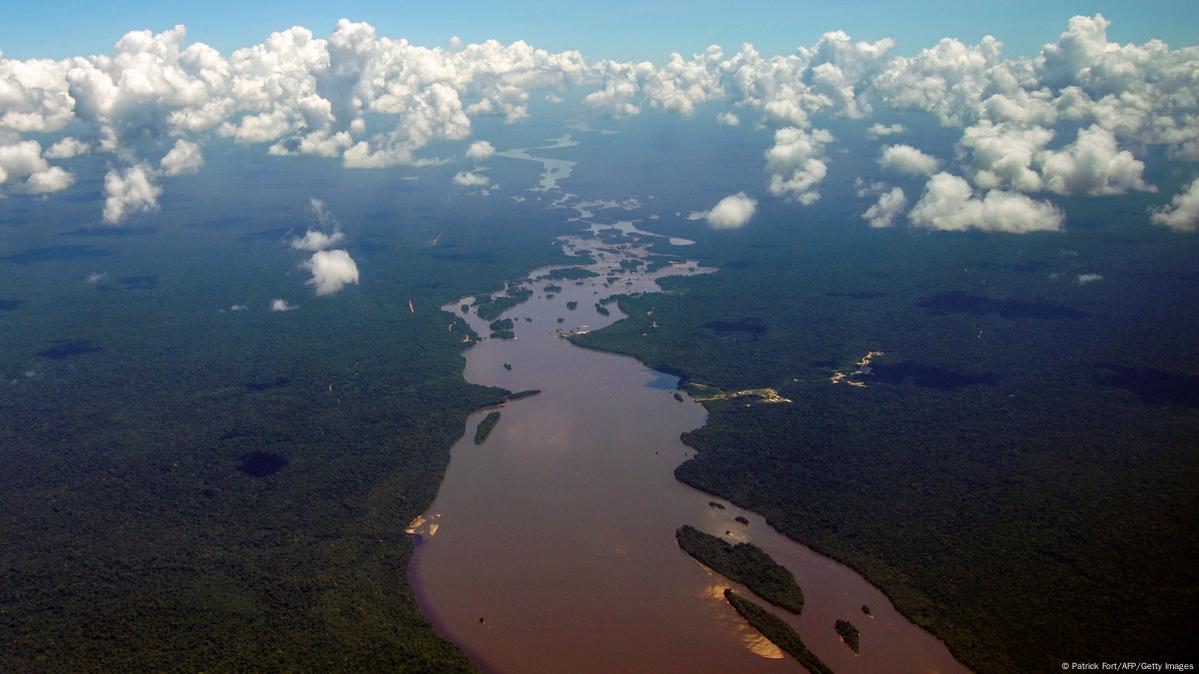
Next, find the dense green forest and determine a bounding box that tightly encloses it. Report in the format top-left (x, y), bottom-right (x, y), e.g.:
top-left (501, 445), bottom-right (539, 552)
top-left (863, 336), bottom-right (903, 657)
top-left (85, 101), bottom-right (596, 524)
top-left (0, 145), bottom-right (578, 671)
top-left (834, 619), bottom-right (860, 654)
top-left (474, 411), bottom-right (502, 445)
top-left (723, 590), bottom-right (833, 674)
top-left (675, 525), bottom-right (804, 613)
top-left (575, 190), bottom-right (1199, 673)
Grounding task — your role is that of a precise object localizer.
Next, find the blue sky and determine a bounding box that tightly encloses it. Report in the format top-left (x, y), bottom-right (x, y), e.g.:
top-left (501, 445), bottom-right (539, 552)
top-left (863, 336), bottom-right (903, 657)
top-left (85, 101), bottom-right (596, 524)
top-left (2, 0), bottom-right (1196, 61)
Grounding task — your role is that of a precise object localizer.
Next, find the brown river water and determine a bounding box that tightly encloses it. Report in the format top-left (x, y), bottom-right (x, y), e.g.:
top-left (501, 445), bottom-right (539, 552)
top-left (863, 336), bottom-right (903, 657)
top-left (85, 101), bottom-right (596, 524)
top-left (407, 138), bottom-right (969, 674)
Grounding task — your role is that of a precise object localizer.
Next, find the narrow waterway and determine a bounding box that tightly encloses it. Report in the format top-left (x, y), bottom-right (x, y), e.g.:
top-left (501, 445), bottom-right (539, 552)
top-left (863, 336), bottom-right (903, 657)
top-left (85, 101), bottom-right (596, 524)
top-left (407, 135), bottom-right (969, 673)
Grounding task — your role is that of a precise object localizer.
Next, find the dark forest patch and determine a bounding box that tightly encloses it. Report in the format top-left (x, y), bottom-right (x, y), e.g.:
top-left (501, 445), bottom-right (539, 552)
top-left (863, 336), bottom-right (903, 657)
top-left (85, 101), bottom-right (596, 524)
top-left (2, 246), bottom-right (112, 265)
top-left (62, 226), bottom-right (157, 237)
top-left (244, 376), bottom-right (290, 392)
top-left (702, 318), bottom-right (767, 337)
top-left (863, 362), bottom-right (997, 391)
top-left (37, 339), bottom-right (102, 360)
top-left (826, 290), bottom-right (886, 300)
top-left (238, 451), bottom-right (288, 478)
top-left (1096, 363), bottom-right (1199, 407)
top-left (916, 292), bottom-right (1087, 320)
top-left (0, 299), bottom-right (24, 312)
top-left (117, 275), bottom-right (159, 290)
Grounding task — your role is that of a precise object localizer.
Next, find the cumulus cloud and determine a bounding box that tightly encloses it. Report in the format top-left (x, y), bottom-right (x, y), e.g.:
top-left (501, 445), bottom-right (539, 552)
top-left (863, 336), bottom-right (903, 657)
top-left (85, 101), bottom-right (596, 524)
top-left (291, 197), bottom-right (345, 249)
top-left (1077, 273), bottom-right (1103, 284)
top-left (0, 138), bottom-right (73, 194)
top-left (453, 170), bottom-right (491, 187)
top-left (765, 127), bottom-right (832, 204)
top-left (867, 123), bottom-right (905, 138)
top-left (960, 121), bottom-right (1054, 192)
top-left (716, 112), bottom-right (740, 126)
top-left (44, 137), bottom-right (90, 159)
top-left (103, 165), bottom-right (161, 224)
top-left (878, 144), bottom-right (939, 177)
top-left (291, 228), bottom-right (345, 251)
top-left (909, 172), bottom-right (1063, 233)
top-left (160, 139), bottom-right (204, 175)
top-left (271, 298), bottom-right (297, 311)
top-left (465, 140), bottom-right (495, 161)
top-left (862, 186), bottom-right (907, 228)
top-left (303, 249), bottom-right (360, 295)
top-left (692, 192), bottom-right (757, 229)
top-left (1150, 178), bottom-right (1199, 232)
top-left (1038, 124), bottom-right (1152, 196)
top-left (1, 15), bottom-right (1197, 229)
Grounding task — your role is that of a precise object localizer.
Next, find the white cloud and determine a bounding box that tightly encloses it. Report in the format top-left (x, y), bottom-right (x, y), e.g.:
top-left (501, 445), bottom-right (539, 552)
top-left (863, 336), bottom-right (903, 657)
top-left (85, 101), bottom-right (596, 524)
top-left (960, 121), bottom-right (1053, 192)
top-left (862, 186), bottom-right (907, 228)
top-left (765, 127), bottom-right (832, 205)
top-left (86, 272), bottom-right (107, 284)
top-left (303, 249), bottom-right (360, 295)
top-left (1077, 273), bottom-right (1103, 284)
top-left (271, 298), bottom-right (297, 311)
top-left (867, 123), bottom-right (905, 138)
top-left (103, 164), bottom-right (161, 223)
top-left (693, 192), bottom-right (757, 229)
top-left (291, 228), bottom-right (345, 251)
top-left (465, 140), bottom-right (495, 161)
top-left (453, 170), bottom-right (491, 187)
top-left (854, 177), bottom-right (887, 197)
top-left (1038, 124), bottom-right (1152, 196)
top-left (716, 112), bottom-right (740, 126)
top-left (308, 198), bottom-right (338, 228)
top-left (0, 138), bottom-right (73, 194)
top-left (878, 144), bottom-right (939, 177)
top-left (908, 172), bottom-right (1063, 233)
top-left (230, 303), bottom-right (249, 311)
top-left (160, 139), bottom-right (204, 175)
top-left (1150, 177), bottom-right (1199, 232)
top-left (961, 122), bottom-right (1152, 196)
top-left (44, 137), bottom-right (91, 159)
top-left (1, 15), bottom-right (1197, 230)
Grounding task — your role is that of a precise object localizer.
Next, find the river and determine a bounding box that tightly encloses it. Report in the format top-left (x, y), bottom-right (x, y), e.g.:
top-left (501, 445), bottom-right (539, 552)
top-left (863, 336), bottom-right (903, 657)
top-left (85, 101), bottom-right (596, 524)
top-left (406, 136), bottom-right (969, 674)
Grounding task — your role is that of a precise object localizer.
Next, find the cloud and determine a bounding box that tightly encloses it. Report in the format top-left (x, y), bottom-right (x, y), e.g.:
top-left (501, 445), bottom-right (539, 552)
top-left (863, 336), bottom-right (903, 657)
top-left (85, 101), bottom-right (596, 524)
top-left (867, 123), bottom-right (905, 138)
top-left (465, 140), bottom-right (495, 161)
top-left (0, 138), bottom-right (73, 194)
top-left (270, 298), bottom-right (297, 312)
top-left (303, 249), bottom-right (360, 295)
top-left (44, 137), bottom-right (90, 159)
top-left (960, 121), bottom-right (1054, 192)
top-left (291, 228), bottom-right (345, 251)
top-left (908, 172), bottom-right (1063, 233)
top-left (1077, 273), bottom-right (1103, 284)
top-left (1150, 177), bottom-right (1199, 232)
top-left (692, 192), bottom-right (757, 229)
top-left (878, 144), bottom-right (940, 177)
top-left (862, 186), bottom-right (907, 228)
top-left (1038, 124), bottom-right (1152, 196)
top-left (308, 198), bottom-right (338, 228)
top-left (2, 15), bottom-right (1198, 230)
top-left (292, 197), bottom-right (346, 250)
top-left (716, 112), bottom-right (740, 126)
top-left (103, 164), bottom-right (161, 224)
top-left (230, 303), bottom-right (249, 311)
top-left (453, 170), bottom-right (491, 187)
top-left (160, 139), bottom-right (204, 175)
top-left (765, 127), bottom-right (832, 204)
